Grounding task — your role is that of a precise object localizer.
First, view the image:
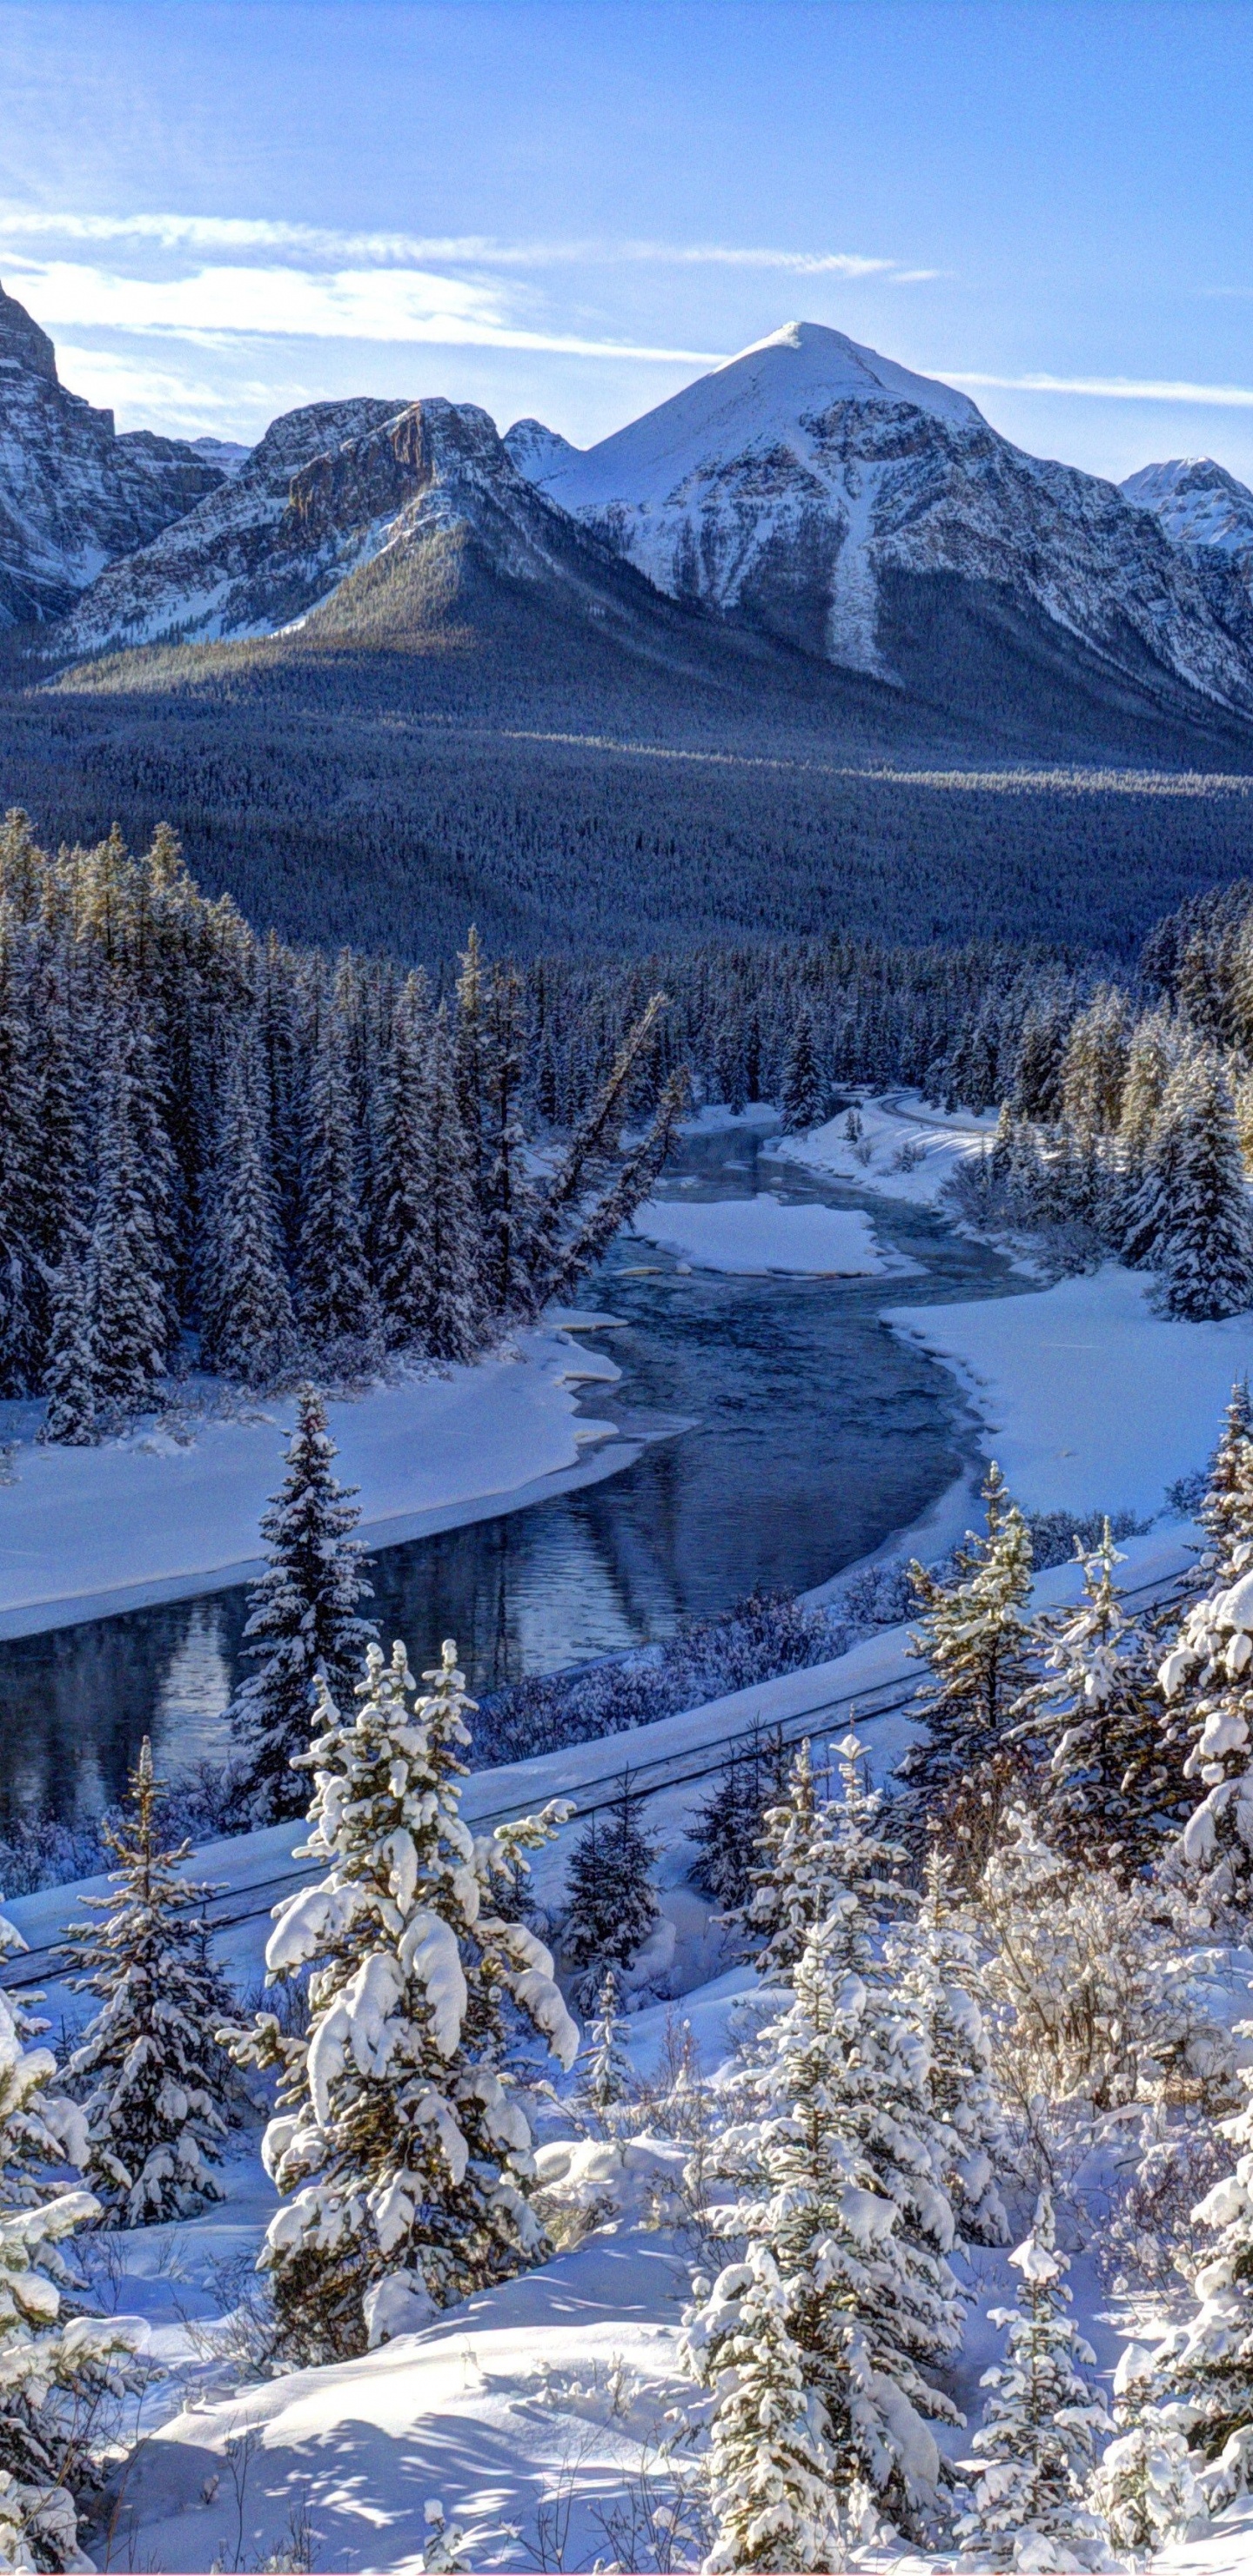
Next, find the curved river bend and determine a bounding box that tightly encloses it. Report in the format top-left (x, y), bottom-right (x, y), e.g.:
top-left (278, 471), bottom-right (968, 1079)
top-left (0, 1123), bottom-right (1029, 1823)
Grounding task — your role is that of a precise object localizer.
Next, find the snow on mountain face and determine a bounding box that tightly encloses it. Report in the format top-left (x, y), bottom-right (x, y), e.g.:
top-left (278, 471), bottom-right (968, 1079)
top-left (189, 436), bottom-right (252, 478)
top-left (57, 395), bottom-right (620, 657)
top-left (1122, 457), bottom-right (1253, 564)
top-left (502, 417), bottom-right (582, 482)
top-left (56, 396), bottom-right (411, 653)
top-left (512, 319), bottom-right (1253, 711)
top-left (0, 279), bottom-right (227, 625)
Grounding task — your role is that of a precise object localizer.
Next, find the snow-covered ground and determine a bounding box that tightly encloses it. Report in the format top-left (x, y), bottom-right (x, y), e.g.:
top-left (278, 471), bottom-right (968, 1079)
top-left (767, 1089), bottom-right (997, 1207)
top-left (886, 1262), bottom-right (1253, 1519)
top-left (0, 1329), bottom-right (626, 1640)
top-left (629, 1191), bottom-right (896, 1274)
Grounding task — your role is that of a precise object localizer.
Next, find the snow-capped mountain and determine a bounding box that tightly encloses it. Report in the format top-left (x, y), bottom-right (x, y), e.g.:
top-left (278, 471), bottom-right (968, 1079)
top-left (1122, 456), bottom-right (1253, 568)
top-left (0, 278), bottom-right (227, 624)
top-left (188, 435), bottom-right (253, 479)
top-left (507, 320), bottom-right (1253, 714)
top-left (56, 395), bottom-right (412, 653)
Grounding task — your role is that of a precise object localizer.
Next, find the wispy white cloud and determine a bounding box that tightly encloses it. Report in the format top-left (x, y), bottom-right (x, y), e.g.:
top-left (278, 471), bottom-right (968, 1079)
top-left (0, 206), bottom-right (921, 280)
top-left (952, 368), bottom-right (1253, 408)
top-left (5, 258), bottom-right (726, 361)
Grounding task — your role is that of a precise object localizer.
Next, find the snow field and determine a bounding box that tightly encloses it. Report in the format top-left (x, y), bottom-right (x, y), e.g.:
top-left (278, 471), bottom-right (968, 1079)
top-left (886, 1262), bottom-right (1253, 1519)
top-left (0, 1329), bottom-right (624, 1638)
top-left (629, 1190), bottom-right (895, 1274)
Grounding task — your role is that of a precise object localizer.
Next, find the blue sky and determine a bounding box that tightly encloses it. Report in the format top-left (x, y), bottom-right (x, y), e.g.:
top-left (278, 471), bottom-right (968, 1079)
top-left (3, 0), bottom-right (1253, 483)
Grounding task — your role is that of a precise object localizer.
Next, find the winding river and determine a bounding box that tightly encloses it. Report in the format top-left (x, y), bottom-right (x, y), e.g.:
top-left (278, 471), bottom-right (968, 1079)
top-left (0, 1122), bottom-right (1029, 1825)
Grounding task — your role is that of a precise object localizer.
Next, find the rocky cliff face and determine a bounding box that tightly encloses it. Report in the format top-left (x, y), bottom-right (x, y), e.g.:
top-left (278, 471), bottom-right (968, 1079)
top-left (0, 279), bottom-right (227, 624)
top-left (57, 394), bottom-right (668, 658)
top-left (55, 395), bottom-right (412, 654)
top-left (511, 321), bottom-right (1253, 716)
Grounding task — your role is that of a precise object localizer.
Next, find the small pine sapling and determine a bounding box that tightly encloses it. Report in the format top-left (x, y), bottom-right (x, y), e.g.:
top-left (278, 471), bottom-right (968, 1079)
top-left (901, 1461), bottom-right (1035, 1873)
top-left (955, 2191), bottom-right (1110, 2571)
top-left (682, 2243), bottom-right (835, 2572)
top-left (562, 1778), bottom-right (660, 2004)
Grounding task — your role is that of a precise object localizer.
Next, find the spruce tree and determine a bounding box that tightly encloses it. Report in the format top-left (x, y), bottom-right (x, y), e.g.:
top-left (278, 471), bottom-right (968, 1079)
top-left (37, 1249), bottom-right (97, 1447)
top-left (562, 1780), bottom-right (660, 2002)
top-left (483, 963), bottom-right (539, 1314)
top-left (955, 2192), bottom-right (1110, 2570)
top-left (887, 1851), bottom-right (1008, 2250)
top-left (700, 1908), bottom-right (962, 2541)
top-left (781, 1009), bottom-right (824, 1133)
top-left (418, 1007), bottom-right (486, 1363)
top-left (683, 2243), bottom-right (834, 2573)
top-left (231, 1637), bottom-right (579, 2364)
top-left (1152, 2044), bottom-right (1253, 2492)
top-left (227, 1389), bottom-right (377, 1826)
top-left (201, 1039), bottom-right (293, 1384)
top-left (901, 1463), bottom-right (1035, 1869)
top-left (63, 1737), bottom-right (233, 2225)
top-left (297, 1009), bottom-right (379, 1360)
top-left (1157, 1459), bottom-right (1253, 1922)
top-left (1027, 1520), bottom-right (1186, 1876)
top-left (1200, 1377), bottom-right (1253, 1574)
top-left (0, 936), bottom-right (44, 1399)
top-left (689, 1727), bottom-right (788, 1913)
top-left (89, 1021), bottom-right (178, 1415)
top-left (372, 980), bottom-right (436, 1348)
top-left (575, 1969), bottom-right (637, 2133)
top-left (747, 1734), bottom-right (908, 1982)
top-left (1156, 1055), bottom-right (1253, 1319)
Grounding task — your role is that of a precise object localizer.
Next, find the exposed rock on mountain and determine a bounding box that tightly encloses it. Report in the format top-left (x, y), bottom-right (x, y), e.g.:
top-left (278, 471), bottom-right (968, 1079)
top-left (1122, 456), bottom-right (1253, 574)
top-left (511, 320), bottom-right (1253, 716)
top-left (0, 278), bottom-right (227, 624)
top-left (55, 396), bottom-right (412, 653)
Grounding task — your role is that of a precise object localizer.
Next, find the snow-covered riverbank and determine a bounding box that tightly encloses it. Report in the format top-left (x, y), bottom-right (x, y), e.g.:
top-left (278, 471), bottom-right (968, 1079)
top-left (0, 1330), bottom-right (626, 1640)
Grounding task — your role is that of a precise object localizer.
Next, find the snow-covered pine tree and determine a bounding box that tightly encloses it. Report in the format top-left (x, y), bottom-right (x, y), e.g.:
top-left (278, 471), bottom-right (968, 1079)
top-left (781, 1010), bottom-right (824, 1133)
top-left (1150, 2036), bottom-right (1253, 2505)
top-left (200, 1038), bottom-right (293, 1384)
top-left (63, 1736), bottom-right (233, 2225)
top-left (1060, 983), bottom-right (1129, 1138)
top-left (955, 2191), bottom-right (1110, 2571)
top-left (231, 1637), bottom-right (579, 2364)
top-left (0, 934), bottom-right (44, 1398)
top-left (689, 1727), bottom-right (789, 1913)
top-left (417, 1005), bottom-right (486, 1363)
top-left (1156, 1053), bottom-right (1253, 1319)
top-left (227, 1389), bottom-right (377, 1826)
top-left (682, 2242), bottom-right (835, 2572)
top-left (1026, 1519), bottom-right (1185, 1875)
top-left (575, 1969), bottom-right (637, 2133)
top-left (562, 1779), bottom-right (660, 2002)
top-left (1199, 1378), bottom-right (1253, 1575)
top-left (482, 962), bottom-right (539, 1315)
top-left (1157, 1533), bottom-right (1253, 1924)
top-left (1089, 2345), bottom-right (1209, 2558)
top-left (887, 1851), bottom-right (1008, 2249)
top-left (88, 1020), bottom-right (178, 1415)
top-left (699, 1904), bottom-right (963, 2542)
top-left (372, 978), bottom-right (435, 1348)
top-left (297, 1007), bottom-right (380, 1361)
top-left (901, 1463), bottom-right (1035, 1868)
top-left (747, 1733), bottom-right (908, 1982)
top-left (37, 1249), bottom-right (97, 1446)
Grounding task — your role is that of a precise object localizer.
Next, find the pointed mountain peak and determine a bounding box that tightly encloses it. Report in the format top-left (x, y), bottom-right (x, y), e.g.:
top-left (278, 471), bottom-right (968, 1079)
top-left (0, 278), bottom-right (57, 383)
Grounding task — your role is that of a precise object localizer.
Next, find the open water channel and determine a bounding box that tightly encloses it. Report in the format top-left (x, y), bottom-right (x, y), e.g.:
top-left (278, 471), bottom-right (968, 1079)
top-left (0, 1122), bottom-right (1032, 1824)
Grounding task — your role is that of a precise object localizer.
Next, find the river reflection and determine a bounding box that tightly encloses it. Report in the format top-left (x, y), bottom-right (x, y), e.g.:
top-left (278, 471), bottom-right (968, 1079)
top-left (0, 1124), bottom-right (1029, 1822)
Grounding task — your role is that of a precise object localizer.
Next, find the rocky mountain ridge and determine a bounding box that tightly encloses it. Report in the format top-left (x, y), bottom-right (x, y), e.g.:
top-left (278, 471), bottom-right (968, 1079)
top-left (0, 278), bottom-right (226, 624)
top-left (1122, 455), bottom-right (1253, 580)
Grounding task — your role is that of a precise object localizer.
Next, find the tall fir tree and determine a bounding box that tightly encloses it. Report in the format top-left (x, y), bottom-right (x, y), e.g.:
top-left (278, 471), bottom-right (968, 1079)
top-left (227, 1390), bottom-right (377, 1826)
top-left (747, 1734), bottom-right (908, 1983)
top-left (690, 1727), bottom-right (789, 1913)
top-left (0, 935), bottom-right (45, 1397)
top-left (200, 1038), bottom-right (293, 1384)
top-left (231, 1638), bottom-right (579, 2363)
top-left (418, 1006), bottom-right (486, 1364)
top-left (955, 2192), bottom-right (1110, 2571)
top-left (1026, 1520), bottom-right (1186, 1876)
top-left (781, 1009), bottom-right (824, 1133)
top-left (88, 1020), bottom-right (178, 1413)
top-left (297, 1008), bottom-right (380, 1359)
top-left (887, 1851), bottom-right (1008, 2250)
top-left (699, 1902), bottom-right (963, 2543)
top-left (372, 978), bottom-right (436, 1348)
top-left (1200, 1378), bottom-right (1253, 1575)
top-left (1156, 1054), bottom-right (1253, 1320)
top-left (63, 1737), bottom-right (233, 2224)
top-left (901, 1463), bottom-right (1035, 1869)
top-left (37, 1248), bottom-right (97, 1446)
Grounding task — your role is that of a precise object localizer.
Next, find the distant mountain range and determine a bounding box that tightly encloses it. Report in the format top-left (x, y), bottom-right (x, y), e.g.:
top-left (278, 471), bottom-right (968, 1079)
top-left (4, 284), bottom-right (1253, 965)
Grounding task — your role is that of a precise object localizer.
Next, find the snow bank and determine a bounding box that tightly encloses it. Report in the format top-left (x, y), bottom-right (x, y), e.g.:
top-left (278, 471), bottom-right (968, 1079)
top-left (629, 1191), bottom-right (890, 1274)
top-left (769, 1090), bottom-right (996, 1207)
top-left (886, 1263), bottom-right (1253, 1518)
top-left (0, 1330), bottom-right (625, 1639)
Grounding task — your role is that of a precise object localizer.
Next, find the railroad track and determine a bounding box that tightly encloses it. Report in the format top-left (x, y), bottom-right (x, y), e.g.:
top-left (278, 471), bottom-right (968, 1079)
top-left (0, 1560), bottom-right (1189, 1989)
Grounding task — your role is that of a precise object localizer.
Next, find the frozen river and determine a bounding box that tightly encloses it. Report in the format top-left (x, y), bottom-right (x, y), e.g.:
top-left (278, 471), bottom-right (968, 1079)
top-left (0, 1120), bottom-right (1029, 1822)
